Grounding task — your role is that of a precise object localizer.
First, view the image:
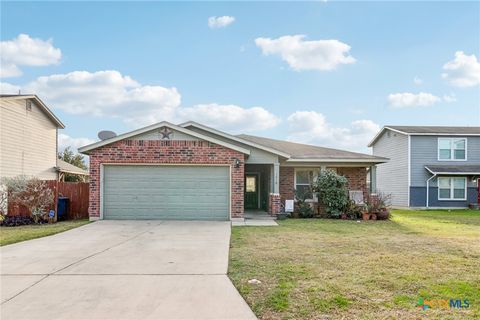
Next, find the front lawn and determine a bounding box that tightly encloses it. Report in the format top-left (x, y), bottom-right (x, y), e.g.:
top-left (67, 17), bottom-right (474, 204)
top-left (0, 219), bottom-right (90, 246)
top-left (229, 210), bottom-right (480, 319)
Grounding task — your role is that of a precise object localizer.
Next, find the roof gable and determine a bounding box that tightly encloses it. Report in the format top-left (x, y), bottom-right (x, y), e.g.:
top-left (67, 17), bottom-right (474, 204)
top-left (78, 121), bottom-right (251, 155)
top-left (369, 126), bottom-right (480, 147)
top-left (0, 94), bottom-right (65, 128)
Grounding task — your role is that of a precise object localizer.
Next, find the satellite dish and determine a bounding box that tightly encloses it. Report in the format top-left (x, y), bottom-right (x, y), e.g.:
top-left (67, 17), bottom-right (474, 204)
top-left (98, 130), bottom-right (117, 141)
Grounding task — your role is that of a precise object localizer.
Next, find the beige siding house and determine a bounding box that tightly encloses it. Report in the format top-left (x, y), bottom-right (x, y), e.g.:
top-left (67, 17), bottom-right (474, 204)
top-left (0, 95), bottom-right (65, 180)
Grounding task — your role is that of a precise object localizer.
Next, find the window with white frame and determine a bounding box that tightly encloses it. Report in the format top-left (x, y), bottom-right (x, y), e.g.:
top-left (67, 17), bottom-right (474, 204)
top-left (438, 177), bottom-right (467, 200)
top-left (295, 168), bottom-right (320, 200)
top-left (438, 138), bottom-right (466, 160)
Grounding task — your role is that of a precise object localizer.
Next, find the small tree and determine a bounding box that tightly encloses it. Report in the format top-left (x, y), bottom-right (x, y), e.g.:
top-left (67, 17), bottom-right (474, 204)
top-left (58, 147), bottom-right (88, 182)
top-left (313, 170), bottom-right (349, 218)
top-left (3, 176), bottom-right (54, 223)
top-left (0, 186), bottom-right (7, 219)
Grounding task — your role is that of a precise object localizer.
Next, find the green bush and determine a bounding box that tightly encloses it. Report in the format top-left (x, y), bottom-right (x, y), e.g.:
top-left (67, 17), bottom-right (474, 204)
top-left (313, 170), bottom-right (349, 218)
top-left (294, 188), bottom-right (314, 218)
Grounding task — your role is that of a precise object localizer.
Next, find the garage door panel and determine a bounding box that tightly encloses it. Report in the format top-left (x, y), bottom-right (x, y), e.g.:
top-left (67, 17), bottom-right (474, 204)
top-left (103, 165), bottom-right (230, 220)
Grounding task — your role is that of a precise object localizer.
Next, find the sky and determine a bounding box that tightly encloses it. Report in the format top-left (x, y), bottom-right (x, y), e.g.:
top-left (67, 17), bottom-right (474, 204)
top-left (1, 1), bottom-right (479, 154)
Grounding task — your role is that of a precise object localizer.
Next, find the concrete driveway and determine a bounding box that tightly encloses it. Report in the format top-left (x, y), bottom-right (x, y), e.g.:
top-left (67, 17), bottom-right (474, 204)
top-left (0, 221), bottom-right (256, 320)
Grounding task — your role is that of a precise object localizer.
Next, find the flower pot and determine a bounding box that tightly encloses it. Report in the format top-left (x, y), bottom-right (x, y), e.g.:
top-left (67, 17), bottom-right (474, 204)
top-left (377, 209), bottom-right (390, 220)
top-left (362, 212), bottom-right (370, 220)
top-left (277, 213), bottom-right (288, 220)
top-left (370, 213), bottom-right (377, 220)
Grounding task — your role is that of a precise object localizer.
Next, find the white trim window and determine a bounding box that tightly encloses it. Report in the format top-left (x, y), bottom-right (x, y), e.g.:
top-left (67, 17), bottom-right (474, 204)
top-left (294, 168), bottom-right (320, 201)
top-left (438, 177), bottom-right (467, 200)
top-left (438, 138), bottom-right (467, 161)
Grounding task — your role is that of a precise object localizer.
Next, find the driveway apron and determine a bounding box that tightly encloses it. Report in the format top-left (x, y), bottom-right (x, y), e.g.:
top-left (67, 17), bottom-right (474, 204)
top-left (0, 220), bottom-right (256, 320)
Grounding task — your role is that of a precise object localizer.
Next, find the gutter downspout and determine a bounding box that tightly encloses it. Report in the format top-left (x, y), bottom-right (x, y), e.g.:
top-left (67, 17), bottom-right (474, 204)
top-left (426, 174), bottom-right (437, 208)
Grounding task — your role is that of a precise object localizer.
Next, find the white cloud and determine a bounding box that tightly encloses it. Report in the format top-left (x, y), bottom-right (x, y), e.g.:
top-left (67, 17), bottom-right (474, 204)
top-left (24, 70), bottom-right (182, 127)
top-left (413, 76), bottom-right (423, 85)
top-left (58, 133), bottom-right (95, 152)
top-left (286, 111), bottom-right (380, 152)
top-left (0, 64), bottom-right (22, 78)
top-left (0, 82), bottom-right (21, 94)
top-left (19, 70), bottom-right (279, 132)
top-left (387, 92), bottom-right (441, 108)
top-left (255, 35), bottom-right (356, 71)
top-left (208, 16), bottom-right (235, 29)
top-left (178, 103), bottom-right (280, 132)
top-left (0, 34), bottom-right (61, 78)
top-left (442, 51), bottom-right (480, 87)
top-left (443, 93), bottom-right (457, 103)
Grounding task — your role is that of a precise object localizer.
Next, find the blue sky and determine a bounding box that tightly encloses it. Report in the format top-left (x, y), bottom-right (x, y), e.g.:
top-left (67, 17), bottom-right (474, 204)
top-left (1, 1), bottom-right (479, 153)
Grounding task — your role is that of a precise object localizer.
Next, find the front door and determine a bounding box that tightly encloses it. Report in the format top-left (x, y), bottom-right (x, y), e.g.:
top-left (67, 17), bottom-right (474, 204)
top-left (245, 174), bottom-right (259, 209)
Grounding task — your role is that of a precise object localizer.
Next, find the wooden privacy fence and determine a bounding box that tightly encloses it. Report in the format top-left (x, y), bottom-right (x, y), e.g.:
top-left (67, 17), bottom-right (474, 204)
top-left (7, 181), bottom-right (89, 220)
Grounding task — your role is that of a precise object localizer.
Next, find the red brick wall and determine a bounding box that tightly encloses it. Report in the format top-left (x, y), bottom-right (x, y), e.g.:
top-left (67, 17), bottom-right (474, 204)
top-left (88, 140), bottom-right (245, 219)
top-left (279, 167), bottom-right (295, 204)
top-left (278, 166), bottom-right (368, 204)
top-left (268, 193), bottom-right (281, 215)
top-left (336, 167), bottom-right (368, 199)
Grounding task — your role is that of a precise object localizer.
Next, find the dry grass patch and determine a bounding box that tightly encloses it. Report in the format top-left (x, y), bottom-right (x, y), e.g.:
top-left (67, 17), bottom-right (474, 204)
top-left (229, 210), bottom-right (480, 319)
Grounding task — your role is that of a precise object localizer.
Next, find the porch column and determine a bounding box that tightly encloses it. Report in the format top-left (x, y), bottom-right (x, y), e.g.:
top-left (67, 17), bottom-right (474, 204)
top-left (370, 165), bottom-right (377, 194)
top-left (268, 163), bottom-right (281, 215)
top-left (273, 163), bottom-right (280, 194)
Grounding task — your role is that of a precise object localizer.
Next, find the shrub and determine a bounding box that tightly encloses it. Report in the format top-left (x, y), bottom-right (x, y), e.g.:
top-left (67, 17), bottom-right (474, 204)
top-left (2, 176), bottom-right (54, 223)
top-left (0, 215), bottom-right (35, 227)
top-left (294, 188), bottom-right (314, 218)
top-left (312, 170), bottom-right (349, 218)
top-left (344, 199), bottom-right (364, 220)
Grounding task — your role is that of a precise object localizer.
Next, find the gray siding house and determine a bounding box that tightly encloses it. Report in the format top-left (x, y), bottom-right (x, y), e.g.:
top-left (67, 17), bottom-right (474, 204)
top-left (369, 126), bottom-right (480, 208)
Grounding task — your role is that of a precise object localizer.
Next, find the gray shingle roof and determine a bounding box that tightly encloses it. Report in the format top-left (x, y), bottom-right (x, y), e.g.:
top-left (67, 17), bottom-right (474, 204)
top-left (387, 126), bottom-right (480, 134)
top-left (425, 165), bottom-right (480, 175)
top-left (237, 134), bottom-right (387, 162)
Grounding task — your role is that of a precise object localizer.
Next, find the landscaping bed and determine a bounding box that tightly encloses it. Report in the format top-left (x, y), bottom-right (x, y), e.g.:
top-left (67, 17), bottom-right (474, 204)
top-left (0, 219), bottom-right (90, 246)
top-left (229, 210), bottom-right (480, 319)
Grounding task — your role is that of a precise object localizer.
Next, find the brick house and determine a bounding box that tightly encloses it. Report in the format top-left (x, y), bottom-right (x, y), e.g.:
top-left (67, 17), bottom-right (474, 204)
top-left (79, 121), bottom-right (387, 221)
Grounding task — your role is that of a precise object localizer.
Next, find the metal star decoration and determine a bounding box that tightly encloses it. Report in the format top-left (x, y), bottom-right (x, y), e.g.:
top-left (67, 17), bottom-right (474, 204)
top-left (159, 127), bottom-right (173, 140)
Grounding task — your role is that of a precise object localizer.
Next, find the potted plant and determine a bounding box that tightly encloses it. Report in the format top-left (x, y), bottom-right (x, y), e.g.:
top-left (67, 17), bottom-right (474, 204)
top-left (365, 193), bottom-right (391, 221)
top-left (362, 207), bottom-right (371, 220)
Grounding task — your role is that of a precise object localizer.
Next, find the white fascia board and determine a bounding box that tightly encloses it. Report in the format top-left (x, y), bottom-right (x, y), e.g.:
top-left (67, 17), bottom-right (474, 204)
top-left (424, 166), bottom-right (480, 176)
top-left (78, 121), bottom-right (251, 155)
top-left (179, 121), bottom-right (291, 158)
top-left (412, 133), bottom-right (480, 136)
top-left (286, 158), bottom-right (388, 164)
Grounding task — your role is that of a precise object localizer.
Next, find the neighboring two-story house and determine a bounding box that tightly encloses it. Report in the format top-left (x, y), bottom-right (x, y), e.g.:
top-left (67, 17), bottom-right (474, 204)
top-left (0, 95), bottom-right (65, 180)
top-left (369, 126), bottom-right (480, 208)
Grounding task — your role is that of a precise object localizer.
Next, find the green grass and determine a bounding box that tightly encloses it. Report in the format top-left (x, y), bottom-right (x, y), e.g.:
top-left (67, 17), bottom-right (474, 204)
top-left (229, 209), bottom-right (480, 319)
top-left (0, 219), bottom-right (90, 246)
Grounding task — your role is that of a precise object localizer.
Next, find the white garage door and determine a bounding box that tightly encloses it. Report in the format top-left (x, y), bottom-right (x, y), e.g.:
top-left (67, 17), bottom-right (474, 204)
top-left (103, 165), bottom-right (230, 220)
